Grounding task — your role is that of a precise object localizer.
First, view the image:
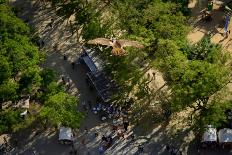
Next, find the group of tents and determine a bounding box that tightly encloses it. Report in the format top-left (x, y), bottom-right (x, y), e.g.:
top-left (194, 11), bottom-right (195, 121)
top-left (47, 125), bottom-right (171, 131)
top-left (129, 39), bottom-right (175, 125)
top-left (202, 125), bottom-right (232, 148)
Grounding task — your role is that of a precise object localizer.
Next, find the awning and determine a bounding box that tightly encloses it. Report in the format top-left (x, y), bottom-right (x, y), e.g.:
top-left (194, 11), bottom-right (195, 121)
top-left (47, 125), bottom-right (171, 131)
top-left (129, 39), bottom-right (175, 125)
top-left (87, 71), bottom-right (114, 102)
top-left (202, 125), bottom-right (217, 142)
top-left (82, 56), bottom-right (98, 72)
top-left (59, 127), bottom-right (73, 141)
top-left (82, 46), bottom-right (104, 72)
top-left (218, 128), bottom-right (232, 143)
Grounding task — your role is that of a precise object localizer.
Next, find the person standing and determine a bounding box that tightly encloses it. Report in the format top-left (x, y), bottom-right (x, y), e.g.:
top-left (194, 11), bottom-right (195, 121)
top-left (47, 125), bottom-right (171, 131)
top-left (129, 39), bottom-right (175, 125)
top-left (48, 18), bottom-right (54, 28)
top-left (82, 101), bottom-right (88, 111)
top-left (123, 120), bottom-right (129, 131)
top-left (63, 54), bottom-right (67, 60)
top-left (88, 101), bottom-right (92, 110)
top-left (71, 62), bottom-right (75, 69)
top-left (61, 75), bottom-right (65, 84)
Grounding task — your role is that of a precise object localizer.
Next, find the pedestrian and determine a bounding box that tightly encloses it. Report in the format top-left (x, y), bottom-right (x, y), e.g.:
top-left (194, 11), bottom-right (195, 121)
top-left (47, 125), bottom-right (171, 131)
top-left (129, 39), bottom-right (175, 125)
top-left (117, 129), bottom-right (124, 139)
top-left (98, 146), bottom-right (104, 154)
top-left (71, 62), bottom-right (75, 69)
top-left (88, 100), bottom-right (92, 110)
top-left (63, 54), bottom-right (67, 60)
top-left (82, 101), bottom-right (87, 111)
top-left (166, 145), bottom-right (170, 151)
top-left (67, 82), bottom-right (71, 90)
top-left (152, 72), bottom-right (156, 80)
top-left (48, 18), bottom-right (54, 28)
top-left (61, 75), bottom-right (65, 84)
top-left (84, 127), bottom-right (88, 135)
top-left (138, 145), bottom-right (144, 152)
top-left (33, 150), bottom-right (37, 155)
top-left (81, 138), bottom-right (86, 146)
top-left (94, 132), bottom-right (99, 137)
top-left (3, 136), bottom-right (7, 144)
top-left (123, 121), bottom-right (129, 131)
top-left (131, 134), bottom-right (135, 141)
top-left (101, 135), bottom-right (108, 142)
top-left (41, 40), bottom-right (45, 47)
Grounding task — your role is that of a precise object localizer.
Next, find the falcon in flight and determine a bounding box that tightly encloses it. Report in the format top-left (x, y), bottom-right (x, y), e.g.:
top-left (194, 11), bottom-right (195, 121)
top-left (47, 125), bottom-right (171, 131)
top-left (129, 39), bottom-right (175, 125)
top-left (87, 38), bottom-right (144, 56)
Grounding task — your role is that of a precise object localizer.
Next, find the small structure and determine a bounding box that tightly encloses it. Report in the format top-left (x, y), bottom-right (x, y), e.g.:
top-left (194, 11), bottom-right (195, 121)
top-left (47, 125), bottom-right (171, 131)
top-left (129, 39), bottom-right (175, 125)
top-left (13, 98), bottom-right (30, 109)
top-left (20, 110), bottom-right (28, 117)
top-left (59, 127), bottom-right (74, 145)
top-left (201, 125), bottom-right (217, 148)
top-left (218, 128), bottom-right (232, 148)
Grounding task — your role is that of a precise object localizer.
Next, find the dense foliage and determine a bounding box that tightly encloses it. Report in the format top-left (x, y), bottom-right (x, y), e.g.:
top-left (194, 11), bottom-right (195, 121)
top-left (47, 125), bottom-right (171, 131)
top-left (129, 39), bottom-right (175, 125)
top-left (39, 91), bottom-right (83, 129)
top-left (1, 0), bottom-right (231, 133)
top-left (0, 4), bottom-right (40, 102)
top-left (155, 38), bottom-right (231, 111)
top-left (0, 4), bottom-right (83, 134)
top-left (46, 0), bottom-right (232, 129)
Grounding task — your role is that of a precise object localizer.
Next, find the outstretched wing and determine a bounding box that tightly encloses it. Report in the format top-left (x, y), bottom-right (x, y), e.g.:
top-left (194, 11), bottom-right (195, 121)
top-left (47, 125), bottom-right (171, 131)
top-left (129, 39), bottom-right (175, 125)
top-left (117, 39), bottom-right (144, 48)
top-left (87, 38), bottom-right (112, 46)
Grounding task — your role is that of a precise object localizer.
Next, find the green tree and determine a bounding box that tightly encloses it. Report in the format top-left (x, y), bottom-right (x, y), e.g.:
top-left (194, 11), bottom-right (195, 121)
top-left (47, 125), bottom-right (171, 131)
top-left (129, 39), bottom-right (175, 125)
top-left (198, 100), bottom-right (232, 129)
top-left (0, 3), bottom-right (41, 99)
top-left (0, 109), bottom-right (22, 133)
top-left (39, 92), bottom-right (83, 128)
top-left (0, 3), bottom-right (83, 133)
top-left (0, 55), bottom-right (12, 83)
top-left (154, 38), bottom-right (231, 112)
top-left (0, 80), bottom-right (18, 102)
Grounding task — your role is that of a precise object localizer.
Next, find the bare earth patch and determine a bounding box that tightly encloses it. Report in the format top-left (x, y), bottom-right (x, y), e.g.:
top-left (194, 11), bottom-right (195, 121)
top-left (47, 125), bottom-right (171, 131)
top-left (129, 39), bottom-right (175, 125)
top-left (188, 0), bottom-right (232, 52)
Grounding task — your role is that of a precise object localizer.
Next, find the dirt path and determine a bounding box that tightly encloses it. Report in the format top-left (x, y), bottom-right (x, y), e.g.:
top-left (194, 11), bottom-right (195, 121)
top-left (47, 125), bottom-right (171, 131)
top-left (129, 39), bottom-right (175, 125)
top-left (188, 0), bottom-right (232, 52)
top-left (7, 0), bottom-right (232, 155)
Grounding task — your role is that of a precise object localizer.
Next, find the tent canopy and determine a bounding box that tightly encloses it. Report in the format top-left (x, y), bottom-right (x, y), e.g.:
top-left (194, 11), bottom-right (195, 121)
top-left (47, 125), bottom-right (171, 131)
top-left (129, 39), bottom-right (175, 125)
top-left (82, 56), bottom-right (98, 72)
top-left (87, 71), bottom-right (115, 102)
top-left (202, 125), bottom-right (217, 142)
top-left (81, 46), bottom-right (104, 72)
top-left (218, 128), bottom-right (232, 143)
top-left (59, 127), bottom-right (73, 141)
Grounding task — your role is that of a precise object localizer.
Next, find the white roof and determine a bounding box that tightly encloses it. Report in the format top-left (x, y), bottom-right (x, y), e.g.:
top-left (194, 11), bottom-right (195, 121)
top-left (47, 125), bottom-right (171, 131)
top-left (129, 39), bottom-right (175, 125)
top-left (82, 56), bottom-right (98, 72)
top-left (82, 46), bottom-right (104, 71)
top-left (59, 127), bottom-right (73, 141)
top-left (202, 125), bottom-right (217, 142)
top-left (218, 128), bottom-right (232, 143)
top-left (20, 110), bottom-right (28, 116)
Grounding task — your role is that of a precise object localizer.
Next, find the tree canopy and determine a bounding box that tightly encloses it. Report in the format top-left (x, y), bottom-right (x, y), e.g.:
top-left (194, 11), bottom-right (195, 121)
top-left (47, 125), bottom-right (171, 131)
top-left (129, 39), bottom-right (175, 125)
top-left (0, 4), bottom-right (41, 102)
top-left (39, 92), bottom-right (83, 128)
top-left (155, 38), bottom-right (231, 111)
top-left (1, 0), bottom-right (232, 134)
top-left (46, 0), bottom-right (232, 120)
top-left (0, 4), bottom-right (83, 134)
